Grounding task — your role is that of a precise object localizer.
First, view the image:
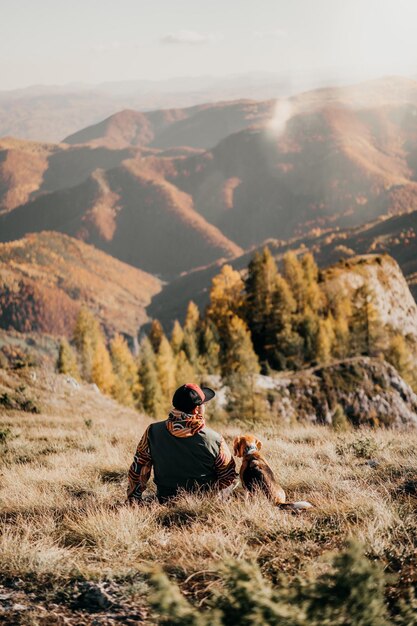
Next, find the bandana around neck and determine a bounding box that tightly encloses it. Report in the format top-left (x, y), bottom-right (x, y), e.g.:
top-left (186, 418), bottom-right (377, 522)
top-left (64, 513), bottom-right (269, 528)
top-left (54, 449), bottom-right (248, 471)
top-left (166, 408), bottom-right (205, 438)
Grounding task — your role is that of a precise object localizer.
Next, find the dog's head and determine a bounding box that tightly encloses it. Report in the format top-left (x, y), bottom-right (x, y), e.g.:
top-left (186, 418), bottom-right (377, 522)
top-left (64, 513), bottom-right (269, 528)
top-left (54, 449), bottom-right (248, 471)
top-left (233, 434), bottom-right (262, 458)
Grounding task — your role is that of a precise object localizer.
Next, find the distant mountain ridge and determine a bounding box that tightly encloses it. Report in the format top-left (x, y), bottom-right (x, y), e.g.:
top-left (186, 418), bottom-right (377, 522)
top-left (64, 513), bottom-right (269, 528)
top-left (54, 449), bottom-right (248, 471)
top-left (63, 100), bottom-right (275, 149)
top-left (0, 70), bottom-right (353, 142)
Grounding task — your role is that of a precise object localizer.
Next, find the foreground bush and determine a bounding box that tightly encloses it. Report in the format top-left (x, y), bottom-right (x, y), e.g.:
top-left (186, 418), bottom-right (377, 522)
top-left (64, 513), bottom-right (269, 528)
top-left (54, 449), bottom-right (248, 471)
top-left (148, 542), bottom-right (414, 626)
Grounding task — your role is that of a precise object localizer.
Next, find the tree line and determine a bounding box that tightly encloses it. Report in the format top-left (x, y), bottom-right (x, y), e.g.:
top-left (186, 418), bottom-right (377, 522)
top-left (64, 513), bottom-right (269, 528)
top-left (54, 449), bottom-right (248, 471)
top-left (57, 248), bottom-right (417, 418)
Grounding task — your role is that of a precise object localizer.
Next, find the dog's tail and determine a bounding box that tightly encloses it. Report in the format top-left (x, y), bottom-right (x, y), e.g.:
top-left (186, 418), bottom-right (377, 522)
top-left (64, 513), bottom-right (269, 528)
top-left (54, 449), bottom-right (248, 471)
top-left (277, 500), bottom-right (313, 511)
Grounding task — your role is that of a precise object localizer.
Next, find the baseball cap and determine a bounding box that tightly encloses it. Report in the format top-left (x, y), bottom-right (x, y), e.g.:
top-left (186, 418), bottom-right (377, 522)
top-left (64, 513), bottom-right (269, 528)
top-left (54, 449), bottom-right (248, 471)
top-left (172, 383), bottom-right (215, 413)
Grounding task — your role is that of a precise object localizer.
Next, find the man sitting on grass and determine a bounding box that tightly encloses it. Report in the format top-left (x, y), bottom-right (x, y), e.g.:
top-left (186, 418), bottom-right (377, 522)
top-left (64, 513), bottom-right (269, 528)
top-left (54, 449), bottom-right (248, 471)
top-left (127, 383), bottom-right (237, 504)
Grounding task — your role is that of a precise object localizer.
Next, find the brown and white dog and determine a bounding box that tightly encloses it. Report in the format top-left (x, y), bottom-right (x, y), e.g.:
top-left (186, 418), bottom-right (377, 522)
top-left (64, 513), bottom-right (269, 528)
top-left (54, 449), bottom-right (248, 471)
top-left (233, 434), bottom-right (313, 511)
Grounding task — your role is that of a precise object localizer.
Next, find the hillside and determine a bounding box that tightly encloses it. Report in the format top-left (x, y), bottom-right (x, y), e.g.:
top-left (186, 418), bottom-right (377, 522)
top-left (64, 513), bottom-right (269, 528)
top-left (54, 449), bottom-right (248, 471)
top-left (0, 232), bottom-right (161, 339)
top-left (0, 137), bottom-right (138, 214)
top-left (0, 364), bottom-right (417, 623)
top-left (0, 160), bottom-right (242, 278)
top-left (166, 102), bottom-right (417, 247)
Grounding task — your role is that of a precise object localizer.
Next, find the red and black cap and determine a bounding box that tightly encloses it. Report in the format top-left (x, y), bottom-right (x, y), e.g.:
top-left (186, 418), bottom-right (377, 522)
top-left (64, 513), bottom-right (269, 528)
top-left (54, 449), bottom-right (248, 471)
top-left (172, 383), bottom-right (215, 413)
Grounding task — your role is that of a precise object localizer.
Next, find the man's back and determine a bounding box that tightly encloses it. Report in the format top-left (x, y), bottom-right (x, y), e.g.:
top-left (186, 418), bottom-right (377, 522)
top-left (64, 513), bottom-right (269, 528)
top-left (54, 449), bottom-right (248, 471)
top-left (148, 420), bottom-right (222, 499)
top-left (127, 383), bottom-right (237, 504)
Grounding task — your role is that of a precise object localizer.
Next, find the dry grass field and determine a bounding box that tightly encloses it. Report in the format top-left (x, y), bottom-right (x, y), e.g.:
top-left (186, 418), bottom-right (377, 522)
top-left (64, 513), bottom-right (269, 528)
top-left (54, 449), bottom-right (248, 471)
top-left (1, 367), bottom-right (417, 624)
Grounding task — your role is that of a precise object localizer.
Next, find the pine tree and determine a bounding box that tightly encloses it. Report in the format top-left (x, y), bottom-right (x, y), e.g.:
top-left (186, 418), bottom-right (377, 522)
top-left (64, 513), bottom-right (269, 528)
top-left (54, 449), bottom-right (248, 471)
top-left (222, 314), bottom-right (260, 377)
top-left (282, 251), bottom-right (308, 313)
top-left (199, 320), bottom-right (221, 375)
top-left (57, 338), bottom-right (80, 379)
top-left (182, 301), bottom-right (201, 372)
top-left (386, 334), bottom-right (417, 391)
top-left (72, 307), bottom-right (100, 381)
top-left (350, 286), bottom-right (384, 357)
top-left (174, 349), bottom-right (197, 390)
top-left (91, 340), bottom-right (115, 395)
top-left (274, 322), bottom-right (304, 370)
top-left (206, 264), bottom-right (245, 347)
top-left (301, 252), bottom-right (324, 312)
top-left (149, 319), bottom-right (165, 353)
top-left (139, 337), bottom-right (165, 418)
top-left (316, 316), bottom-right (334, 364)
top-left (110, 334), bottom-right (142, 407)
top-left (221, 314), bottom-right (266, 421)
top-left (298, 306), bottom-right (321, 363)
top-left (244, 247), bottom-right (280, 365)
top-left (170, 320), bottom-right (184, 355)
top-left (332, 295), bottom-right (352, 359)
top-left (156, 335), bottom-right (177, 412)
top-left (72, 307), bottom-right (115, 394)
top-left (268, 273), bottom-right (300, 369)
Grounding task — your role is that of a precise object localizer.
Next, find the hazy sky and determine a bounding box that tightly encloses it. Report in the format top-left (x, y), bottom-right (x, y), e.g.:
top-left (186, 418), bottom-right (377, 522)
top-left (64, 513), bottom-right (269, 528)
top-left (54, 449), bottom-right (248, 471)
top-left (1, 0), bottom-right (417, 90)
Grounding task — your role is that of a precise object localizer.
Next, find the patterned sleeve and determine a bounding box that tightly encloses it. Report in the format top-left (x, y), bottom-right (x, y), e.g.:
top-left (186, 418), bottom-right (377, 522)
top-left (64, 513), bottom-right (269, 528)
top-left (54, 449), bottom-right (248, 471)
top-left (214, 437), bottom-right (238, 490)
top-left (127, 425), bottom-right (153, 502)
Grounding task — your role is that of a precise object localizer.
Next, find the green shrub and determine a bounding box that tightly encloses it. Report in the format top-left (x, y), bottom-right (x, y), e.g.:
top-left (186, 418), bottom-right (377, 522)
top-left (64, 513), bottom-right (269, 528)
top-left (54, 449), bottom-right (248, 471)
top-left (332, 404), bottom-right (350, 432)
top-left (0, 427), bottom-right (12, 444)
top-left (147, 542), bottom-right (392, 625)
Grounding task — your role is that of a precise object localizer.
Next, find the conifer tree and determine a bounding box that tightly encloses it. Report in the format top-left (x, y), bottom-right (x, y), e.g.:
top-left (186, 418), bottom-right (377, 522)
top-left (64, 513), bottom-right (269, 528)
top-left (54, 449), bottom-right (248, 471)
top-left (174, 349), bottom-right (197, 390)
top-left (72, 307), bottom-right (99, 381)
top-left (91, 340), bottom-right (115, 395)
top-left (73, 307), bottom-right (115, 394)
top-left (170, 320), bottom-right (184, 355)
top-left (57, 338), bottom-right (80, 379)
top-left (282, 251), bottom-right (308, 313)
top-left (149, 319), bottom-right (165, 354)
top-left (268, 273), bottom-right (300, 369)
top-left (206, 264), bottom-right (245, 347)
top-left (222, 314), bottom-right (267, 421)
top-left (139, 337), bottom-right (165, 418)
top-left (316, 316), bottom-right (334, 364)
top-left (349, 286), bottom-right (383, 357)
top-left (110, 334), bottom-right (142, 407)
top-left (182, 301), bottom-right (201, 372)
top-left (199, 320), bottom-right (221, 375)
top-left (386, 334), bottom-right (417, 391)
top-left (222, 314), bottom-right (260, 377)
top-left (156, 335), bottom-right (177, 411)
top-left (298, 306), bottom-right (320, 363)
top-left (301, 252), bottom-right (324, 312)
top-left (332, 296), bottom-right (352, 359)
top-left (244, 247), bottom-right (279, 365)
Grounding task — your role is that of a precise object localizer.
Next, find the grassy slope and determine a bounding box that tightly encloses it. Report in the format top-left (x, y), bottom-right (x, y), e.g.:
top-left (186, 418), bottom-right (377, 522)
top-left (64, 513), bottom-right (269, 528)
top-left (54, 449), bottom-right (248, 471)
top-left (0, 367), bottom-right (416, 624)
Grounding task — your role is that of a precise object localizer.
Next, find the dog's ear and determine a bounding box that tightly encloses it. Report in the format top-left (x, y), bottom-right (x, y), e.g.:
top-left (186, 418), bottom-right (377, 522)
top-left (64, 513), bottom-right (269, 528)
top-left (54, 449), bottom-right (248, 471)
top-left (255, 438), bottom-right (262, 450)
top-left (233, 436), bottom-right (242, 457)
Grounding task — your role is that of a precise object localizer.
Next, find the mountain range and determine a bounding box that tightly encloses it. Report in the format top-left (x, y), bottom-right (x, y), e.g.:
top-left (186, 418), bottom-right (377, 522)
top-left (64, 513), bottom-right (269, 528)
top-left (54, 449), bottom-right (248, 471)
top-left (2, 76), bottom-right (417, 336)
top-left (0, 69), bottom-right (369, 142)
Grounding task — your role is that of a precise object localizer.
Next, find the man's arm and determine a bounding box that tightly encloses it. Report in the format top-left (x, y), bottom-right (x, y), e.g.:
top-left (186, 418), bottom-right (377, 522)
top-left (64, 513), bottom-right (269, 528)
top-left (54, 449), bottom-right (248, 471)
top-left (214, 437), bottom-right (238, 490)
top-left (127, 425), bottom-right (153, 503)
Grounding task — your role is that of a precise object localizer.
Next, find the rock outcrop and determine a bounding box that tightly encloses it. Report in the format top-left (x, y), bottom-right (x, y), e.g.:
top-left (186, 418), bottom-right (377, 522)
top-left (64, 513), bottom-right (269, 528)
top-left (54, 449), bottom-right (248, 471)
top-left (322, 254), bottom-right (417, 340)
top-left (266, 356), bottom-right (417, 428)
